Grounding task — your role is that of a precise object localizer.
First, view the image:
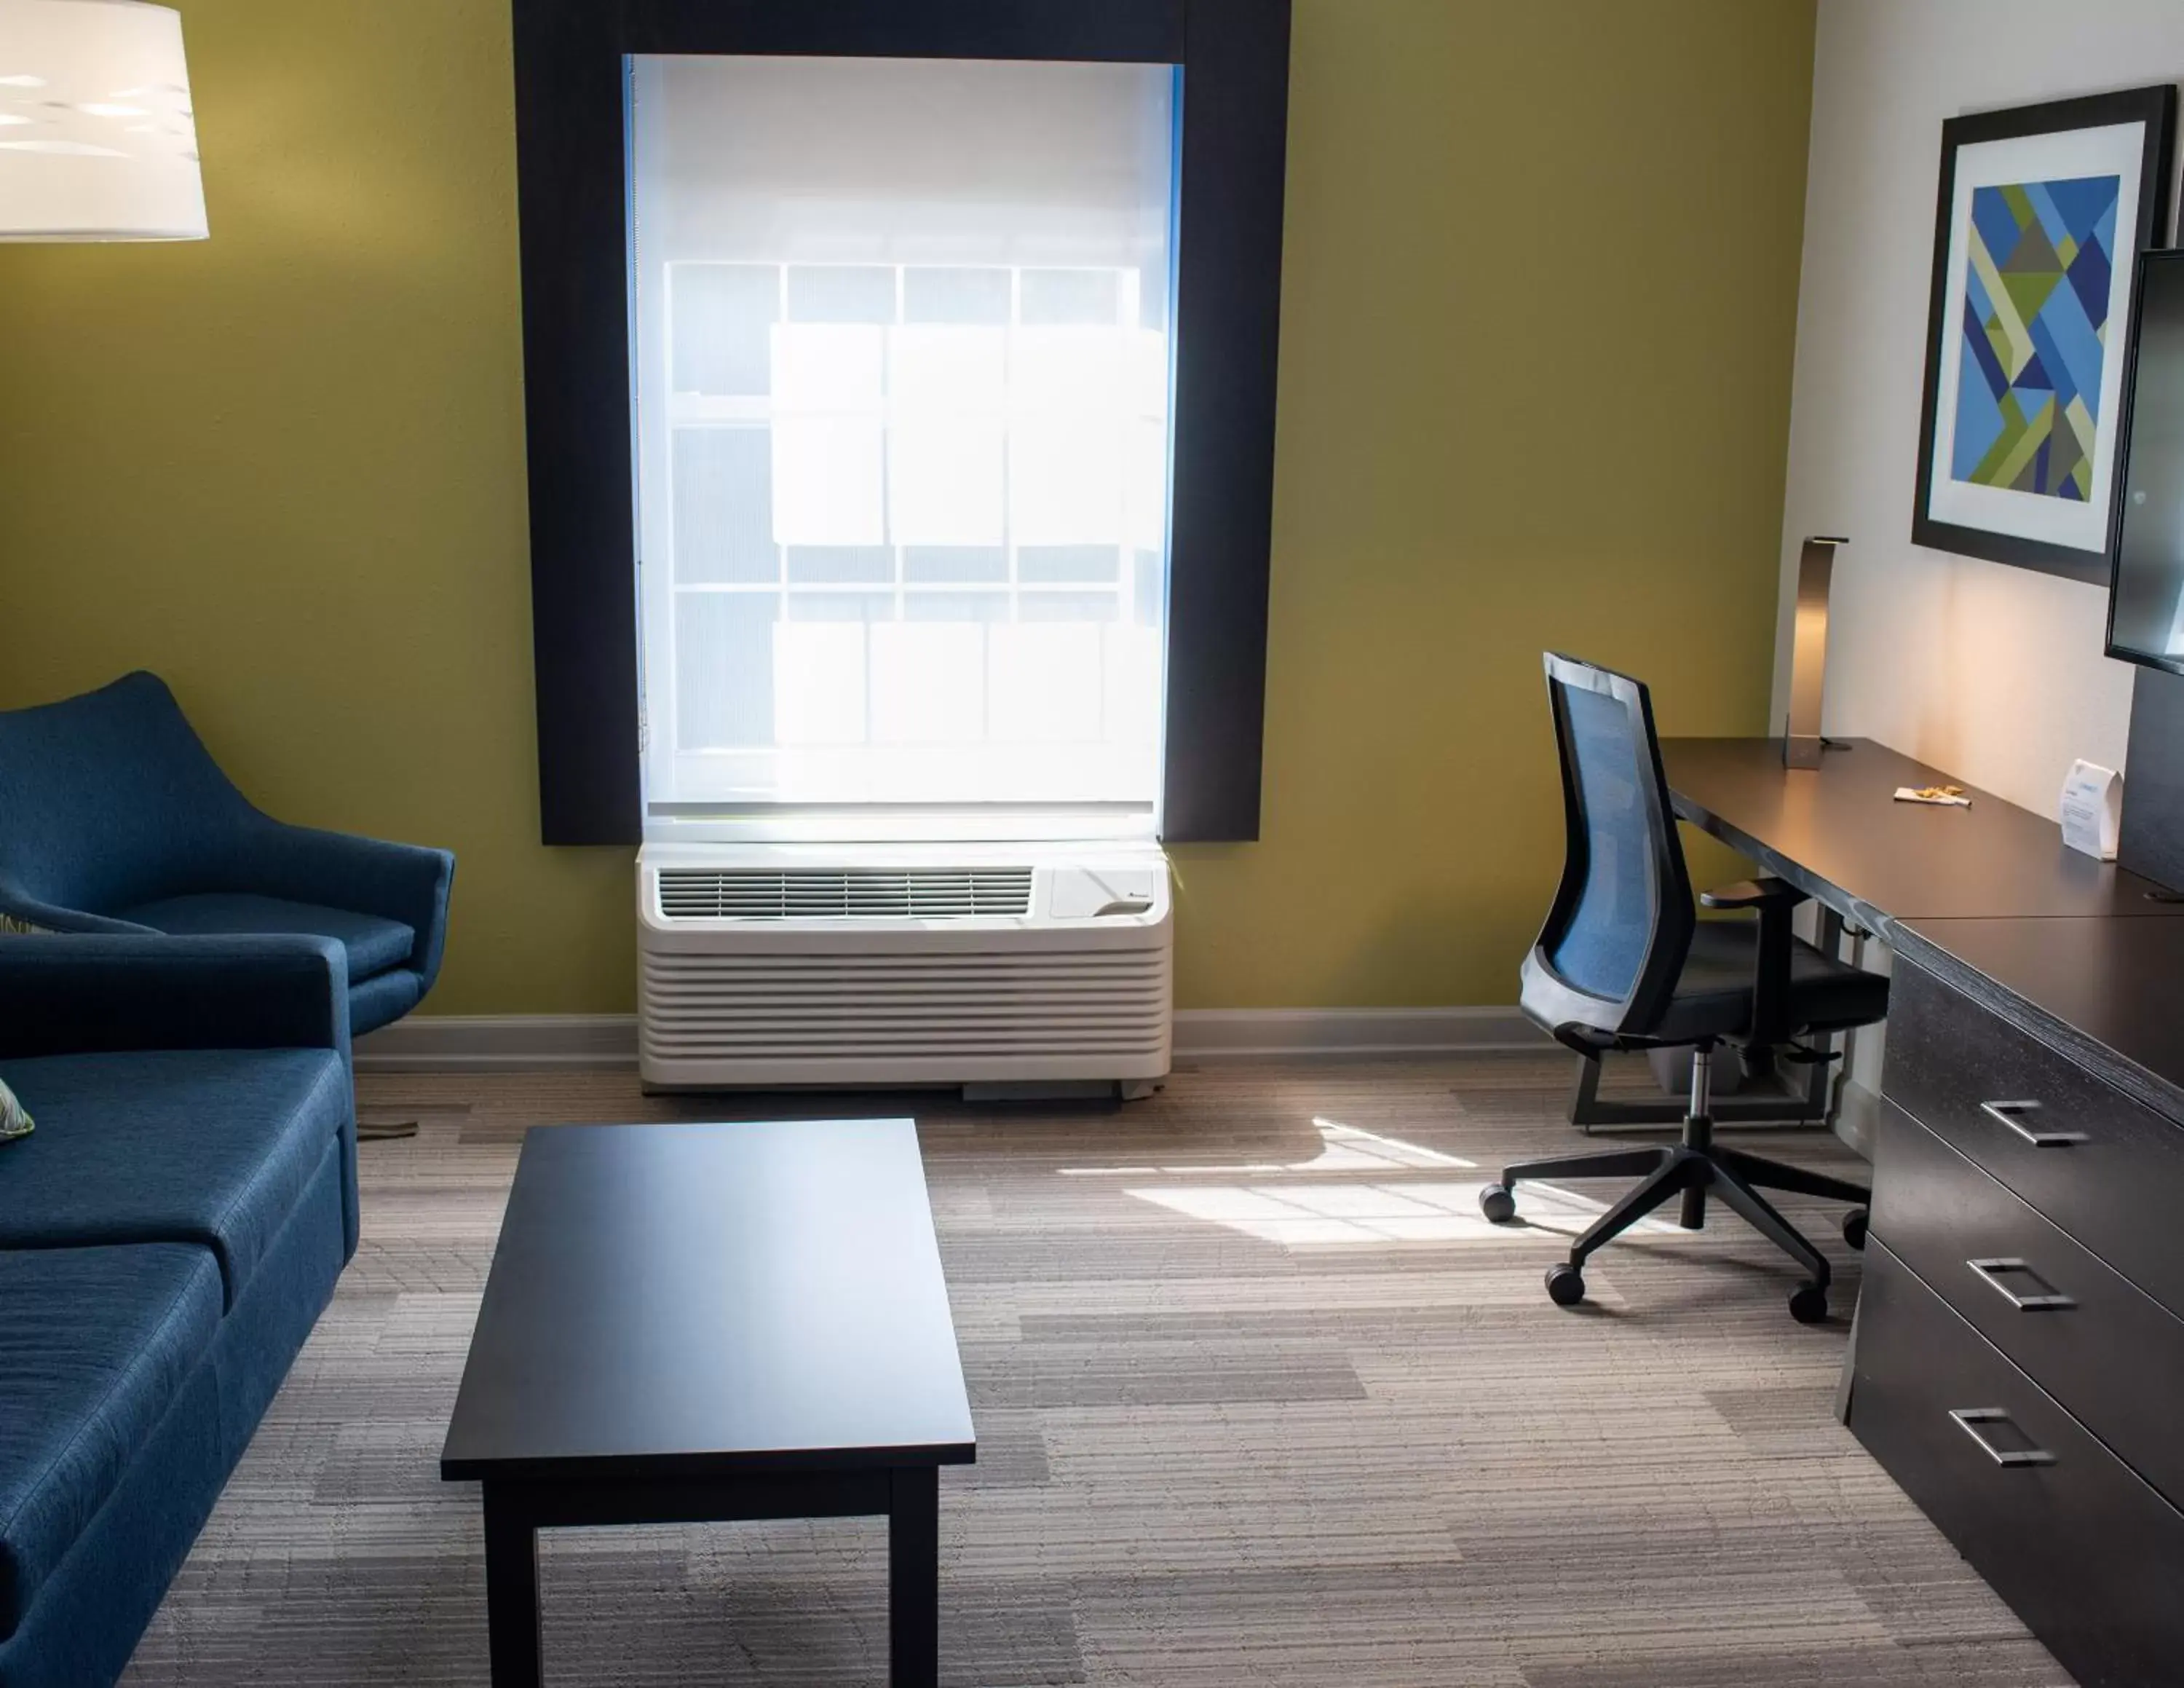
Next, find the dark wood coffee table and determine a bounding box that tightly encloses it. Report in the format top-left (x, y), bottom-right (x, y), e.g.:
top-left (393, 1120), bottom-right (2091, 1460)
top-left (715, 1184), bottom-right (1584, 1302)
top-left (441, 1120), bottom-right (975, 1687)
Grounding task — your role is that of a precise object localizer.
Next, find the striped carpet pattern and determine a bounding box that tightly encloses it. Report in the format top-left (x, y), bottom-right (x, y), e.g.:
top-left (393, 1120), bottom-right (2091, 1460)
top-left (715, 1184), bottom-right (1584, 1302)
top-left (117, 1057), bottom-right (2066, 1687)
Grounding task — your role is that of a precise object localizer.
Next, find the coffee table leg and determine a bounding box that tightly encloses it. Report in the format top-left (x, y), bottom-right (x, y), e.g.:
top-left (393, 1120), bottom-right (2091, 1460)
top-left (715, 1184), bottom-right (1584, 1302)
top-left (889, 1466), bottom-right (938, 1688)
top-left (482, 1483), bottom-right (545, 1687)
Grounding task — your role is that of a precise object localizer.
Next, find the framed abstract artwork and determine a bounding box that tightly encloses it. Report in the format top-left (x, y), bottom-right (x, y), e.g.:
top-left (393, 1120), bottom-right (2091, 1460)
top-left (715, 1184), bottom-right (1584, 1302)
top-left (1912, 85), bottom-right (2177, 583)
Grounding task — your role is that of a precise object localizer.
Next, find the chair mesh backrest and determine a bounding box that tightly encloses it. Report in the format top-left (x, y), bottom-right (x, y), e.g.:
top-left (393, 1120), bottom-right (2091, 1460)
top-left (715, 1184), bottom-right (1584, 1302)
top-left (1548, 681), bottom-right (1657, 1000)
top-left (1528, 654), bottom-right (1694, 1037)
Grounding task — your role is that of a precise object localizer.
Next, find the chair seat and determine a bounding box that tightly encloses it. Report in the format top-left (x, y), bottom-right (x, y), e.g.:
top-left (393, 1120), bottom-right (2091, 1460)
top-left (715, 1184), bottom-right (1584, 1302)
top-left (0, 1244), bottom-right (223, 1639)
top-left (118, 891), bottom-right (415, 980)
top-left (0, 1049), bottom-right (349, 1308)
top-left (1654, 920), bottom-right (1889, 1045)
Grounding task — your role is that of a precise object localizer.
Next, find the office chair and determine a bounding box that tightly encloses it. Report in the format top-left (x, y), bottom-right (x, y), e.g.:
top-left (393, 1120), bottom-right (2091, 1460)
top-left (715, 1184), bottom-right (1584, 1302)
top-left (1479, 654), bottom-right (1888, 1322)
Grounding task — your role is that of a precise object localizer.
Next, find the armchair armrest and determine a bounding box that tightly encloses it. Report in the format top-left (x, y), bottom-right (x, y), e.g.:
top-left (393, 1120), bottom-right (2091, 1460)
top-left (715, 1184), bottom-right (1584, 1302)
top-left (231, 819), bottom-right (455, 986)
top-left (0, 899), bottom-right (149, 936)
top-left (1698, 877), bottom-right (1805, 911)
top-left (1699, 877), bottom-right (1805, 1045)
top-left (0, 934), bottom-right (350, 1065)
top-left (0, 875), bottom-right (154, 936)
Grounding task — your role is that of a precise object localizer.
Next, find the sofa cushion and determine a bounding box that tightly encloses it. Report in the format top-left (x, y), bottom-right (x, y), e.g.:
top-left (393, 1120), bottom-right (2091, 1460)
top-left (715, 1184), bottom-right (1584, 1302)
top-left (116, 891), bottom-right (416, 980)
top-left (0, 1243), bottom-right (223, 1640)
top-left (0, 1049), bottom-right (349, 1308)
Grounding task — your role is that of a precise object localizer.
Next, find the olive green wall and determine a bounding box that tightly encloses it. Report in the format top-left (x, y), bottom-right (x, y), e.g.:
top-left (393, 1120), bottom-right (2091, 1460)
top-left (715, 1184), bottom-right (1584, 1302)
top-left (0, 0), bottom-right (1814, 1017)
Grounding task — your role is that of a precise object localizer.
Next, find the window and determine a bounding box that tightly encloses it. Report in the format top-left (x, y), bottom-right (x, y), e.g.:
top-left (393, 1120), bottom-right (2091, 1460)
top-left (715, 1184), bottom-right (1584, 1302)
top-left (628, 55), bottom-right (1179, 828)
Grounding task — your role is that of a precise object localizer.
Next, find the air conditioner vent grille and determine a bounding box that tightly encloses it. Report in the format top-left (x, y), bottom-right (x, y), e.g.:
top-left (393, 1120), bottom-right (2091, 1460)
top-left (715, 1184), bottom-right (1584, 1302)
top-left (657, 867), bottom-right (1035, 922)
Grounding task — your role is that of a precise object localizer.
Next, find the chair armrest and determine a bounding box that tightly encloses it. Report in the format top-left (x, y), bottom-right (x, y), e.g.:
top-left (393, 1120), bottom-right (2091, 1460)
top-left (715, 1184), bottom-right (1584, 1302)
top-left (0, 876), bottom-right (156, 936)
top-left (1699, 878), bottom-right (1804, 1044)
top-left (0, 899), bottom-right (151, 936)
top-left (1699, 877), bottom-right (1805, 911)
top-left (0, 934), bottom-right (351, 1065)
top-left (231, 820), bottom-right (455, 985)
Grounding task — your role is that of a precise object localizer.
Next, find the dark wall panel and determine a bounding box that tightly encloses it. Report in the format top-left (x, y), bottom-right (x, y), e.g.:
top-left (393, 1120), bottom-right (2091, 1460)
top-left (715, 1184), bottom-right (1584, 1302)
top-left (513, 1), bottom-right (642, 844)
top-left (1160, 0), bottom-right (1290, 842)
top-left (622, 0), bottom-right (1184, 62)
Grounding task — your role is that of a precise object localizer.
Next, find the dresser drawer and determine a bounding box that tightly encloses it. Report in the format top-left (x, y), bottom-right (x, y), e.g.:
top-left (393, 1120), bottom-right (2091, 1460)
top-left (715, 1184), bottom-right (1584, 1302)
top-left (1849, 1239), bottom-right (2184, 1688)
top-left (1872, 1099), bottom-right (2184, 1511)
top-left (1885, 958), bottom-right (2184, 1309)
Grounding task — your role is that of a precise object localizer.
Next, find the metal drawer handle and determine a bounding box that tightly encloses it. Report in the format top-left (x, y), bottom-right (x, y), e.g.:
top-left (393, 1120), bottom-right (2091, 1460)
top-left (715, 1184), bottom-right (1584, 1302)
top-left (1967, 1257), bottom-right (2076, 1312)
top-left (1980, 1100), bottom-right (2088, 1148)
top-left (1950, 1408), bottom-right (2057, 1467)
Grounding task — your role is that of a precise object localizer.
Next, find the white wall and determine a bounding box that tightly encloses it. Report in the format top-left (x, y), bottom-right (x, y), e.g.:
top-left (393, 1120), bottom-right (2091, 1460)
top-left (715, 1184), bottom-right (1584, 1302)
top-left (1777, 0), bottom-right (2184, 817)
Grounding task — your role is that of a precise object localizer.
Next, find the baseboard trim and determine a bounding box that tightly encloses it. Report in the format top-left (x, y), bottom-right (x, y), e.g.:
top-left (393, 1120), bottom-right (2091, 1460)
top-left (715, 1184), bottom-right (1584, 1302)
top-left (355, 1007), bottom-right (1547, 1073)
top-left (355, 1015), bottom-right (640, 1072)
top-left (1171, 1006), bottom-right (1548, 1062)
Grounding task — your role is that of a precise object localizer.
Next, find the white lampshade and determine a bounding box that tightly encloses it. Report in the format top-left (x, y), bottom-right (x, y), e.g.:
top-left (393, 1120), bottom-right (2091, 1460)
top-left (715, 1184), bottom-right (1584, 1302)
top-left (0, 0), bottom-right (205, 240)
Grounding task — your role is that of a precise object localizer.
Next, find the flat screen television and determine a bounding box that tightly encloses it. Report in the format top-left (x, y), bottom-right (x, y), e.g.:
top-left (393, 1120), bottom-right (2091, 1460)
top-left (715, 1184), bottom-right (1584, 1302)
top-left (2109, 249), bottom-right (2184, 676)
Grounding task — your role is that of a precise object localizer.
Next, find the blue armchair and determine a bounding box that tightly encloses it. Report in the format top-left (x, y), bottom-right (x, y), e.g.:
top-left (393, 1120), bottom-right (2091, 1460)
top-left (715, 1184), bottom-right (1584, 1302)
top-left (0, 673), bottom-right (453, 1037)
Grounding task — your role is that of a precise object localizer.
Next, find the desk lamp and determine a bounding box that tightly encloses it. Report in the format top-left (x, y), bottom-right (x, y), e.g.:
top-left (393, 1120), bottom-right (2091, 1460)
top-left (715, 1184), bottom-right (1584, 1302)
top-left (1784, 534), bottom-right (1845, 769)
top-left (0, 0), bottom-right (205, 242)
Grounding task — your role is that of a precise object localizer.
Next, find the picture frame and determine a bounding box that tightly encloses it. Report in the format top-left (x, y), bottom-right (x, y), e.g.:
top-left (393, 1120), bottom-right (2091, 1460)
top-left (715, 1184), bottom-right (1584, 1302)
top-left (1911, 84), bottom-right (2177, 584)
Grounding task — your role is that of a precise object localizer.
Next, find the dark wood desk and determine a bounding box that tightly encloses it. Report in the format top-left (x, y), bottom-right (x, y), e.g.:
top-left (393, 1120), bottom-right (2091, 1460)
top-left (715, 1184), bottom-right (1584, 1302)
top-left (1660, 736), bottom-right (2184, 1688)
top-left (1566, 738), bottom-right (2182, 1135)
top-left (443, 1120), bottom-right (975, 1688)
top-left (1890, 916), bottom-right (2184, 1124)
top-left (1662, 737), bottom-right (2184, 937)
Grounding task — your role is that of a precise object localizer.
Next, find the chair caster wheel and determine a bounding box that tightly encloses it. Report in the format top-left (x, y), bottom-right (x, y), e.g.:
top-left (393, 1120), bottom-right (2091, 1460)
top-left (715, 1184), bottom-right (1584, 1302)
top-left (1546, 1263), bottom-right (1586, 1307)
top-left (1841, 1208), bottom-right (1869, 1251)
top-left (1789, 1282), bottom-right (1829, 1324)
top-left (1480, 1183), bottom-right (1517, 1224)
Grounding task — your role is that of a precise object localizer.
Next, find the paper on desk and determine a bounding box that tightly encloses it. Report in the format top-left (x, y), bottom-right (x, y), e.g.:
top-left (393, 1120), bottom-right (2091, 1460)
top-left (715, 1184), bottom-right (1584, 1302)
top-left (1894, 785), bottom-right (1971, 806)
top-left (2059, 760), bottom-right (2121, 860)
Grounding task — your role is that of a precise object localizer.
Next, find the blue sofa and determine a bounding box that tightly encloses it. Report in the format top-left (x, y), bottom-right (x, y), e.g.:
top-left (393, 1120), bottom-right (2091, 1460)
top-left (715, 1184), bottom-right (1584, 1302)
top-left (0, 935), bottom-right (357, 1688)
top-left (0, 673), bottom-right (454, 1037)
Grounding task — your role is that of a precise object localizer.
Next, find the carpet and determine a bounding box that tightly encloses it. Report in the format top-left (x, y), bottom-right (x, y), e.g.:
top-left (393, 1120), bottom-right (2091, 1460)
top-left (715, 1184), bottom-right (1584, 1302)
top-left (120, 1057), bottom-right (2062, 1687)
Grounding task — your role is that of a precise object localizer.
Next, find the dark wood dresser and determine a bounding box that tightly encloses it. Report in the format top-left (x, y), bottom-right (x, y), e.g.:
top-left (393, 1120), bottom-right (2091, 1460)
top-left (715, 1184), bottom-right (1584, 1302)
top-left (1851, 918), bottom-right (2184, 1688)
top-left (1658, 738), bottom-right (2184, 1688)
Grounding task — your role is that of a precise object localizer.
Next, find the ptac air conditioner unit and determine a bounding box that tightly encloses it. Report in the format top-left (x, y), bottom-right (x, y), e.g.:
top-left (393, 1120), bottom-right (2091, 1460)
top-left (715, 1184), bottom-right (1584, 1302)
top-left (636, 842), bottom-right (1172, 1092)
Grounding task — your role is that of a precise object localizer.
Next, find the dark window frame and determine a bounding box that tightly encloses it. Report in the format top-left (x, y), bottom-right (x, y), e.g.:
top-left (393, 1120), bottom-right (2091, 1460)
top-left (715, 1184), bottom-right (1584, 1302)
top-left (512, 0), bottom-right (1291, 844)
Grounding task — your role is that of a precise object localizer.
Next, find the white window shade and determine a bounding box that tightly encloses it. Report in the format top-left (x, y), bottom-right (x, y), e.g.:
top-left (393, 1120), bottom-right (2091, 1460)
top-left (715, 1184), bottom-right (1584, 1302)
top-left (629, 54), bottom-right (1178, 824)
